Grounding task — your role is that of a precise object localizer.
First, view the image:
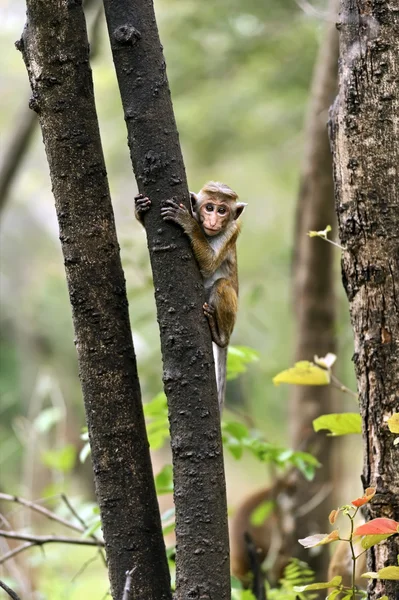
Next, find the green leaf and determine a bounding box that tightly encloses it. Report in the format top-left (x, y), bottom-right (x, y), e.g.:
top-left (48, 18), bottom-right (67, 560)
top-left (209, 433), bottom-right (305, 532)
top-left (155, 464), bottom-right (173, 495)
top-left (307, 224), bottom-right (332, 238)
top-left (41, 444), bottom-right (76, 473)
top-left (362, 566), bottom-right (399, 580)
top-left (250, 500), bottom-right (275, 526)
top-left (273, 361), bottom-right (330, 386)
top-left (327, 590), bottom-right (342, 600)
top-left (361, 533), bottom-right (392, 550)
top-left (162, 522), bottom-right (176, 536)
top-left (313, 413), bottom-right (362, 436)
top-left (227, 346), bottom-right (259, 381)
top-left (223, 421), bottom-right (249, 440)
top-left (144, 392), bottom-right (168, 417)
top-left (230, 575), bottom-right (243, 590)
top-left (387, 413), bottom-right (399, 434)
top-left (294, 576), bottom-right (341, 591)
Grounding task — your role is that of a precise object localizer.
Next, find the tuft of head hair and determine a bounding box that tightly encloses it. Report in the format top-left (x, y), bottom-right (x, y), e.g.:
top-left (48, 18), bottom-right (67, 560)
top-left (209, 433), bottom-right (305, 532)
top-left (202, 181), bottom-right (238, 201)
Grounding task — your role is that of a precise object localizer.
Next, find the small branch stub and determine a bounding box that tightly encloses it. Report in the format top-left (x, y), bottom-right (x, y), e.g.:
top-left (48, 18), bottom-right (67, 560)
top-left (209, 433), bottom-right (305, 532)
top-left (113, 25), bottom-right (141, 45)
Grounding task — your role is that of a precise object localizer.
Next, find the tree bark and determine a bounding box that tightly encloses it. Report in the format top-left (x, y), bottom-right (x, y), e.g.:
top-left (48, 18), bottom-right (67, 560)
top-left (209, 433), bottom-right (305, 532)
top-left (329, 2), bottom-right (399, 598)
top-left (19, 2), bottom-right (171, 599)
top-left (101, 1), bottom-right (231, 598)
top-left (289, 0), bottom-right (339, 579)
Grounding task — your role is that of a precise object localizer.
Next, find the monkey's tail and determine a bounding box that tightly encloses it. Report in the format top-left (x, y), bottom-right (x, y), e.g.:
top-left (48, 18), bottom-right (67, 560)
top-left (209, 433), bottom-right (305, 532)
top-left (213, 343), bottom-right (227, 412)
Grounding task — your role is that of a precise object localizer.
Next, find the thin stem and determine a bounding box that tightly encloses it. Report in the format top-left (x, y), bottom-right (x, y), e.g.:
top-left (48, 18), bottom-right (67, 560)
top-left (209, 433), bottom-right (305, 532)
top-left (0, 529), bottom-right (104, 548)
top-left (0, 541), bottom-right (36, 566)
top-left (0, 579), bottom-right (22, 600)
top-left (322, 236), bottom-right (345, 250)
top-left (330, 374), bottom-right (359, 401)
top-left (0, 493), bottom-right (83, 534)
top-left (348, 508), bottom-right (358, 598)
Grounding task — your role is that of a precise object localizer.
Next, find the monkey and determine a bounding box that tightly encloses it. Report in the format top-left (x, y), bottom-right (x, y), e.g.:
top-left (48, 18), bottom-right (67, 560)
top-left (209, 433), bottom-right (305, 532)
top-left (135, 182), bottom-right (246, 411)
top-left (230, 477), bottom-right (297, 587)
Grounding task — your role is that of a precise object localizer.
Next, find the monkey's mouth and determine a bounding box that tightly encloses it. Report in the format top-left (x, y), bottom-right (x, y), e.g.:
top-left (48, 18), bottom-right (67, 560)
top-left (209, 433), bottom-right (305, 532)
top-left (204, 227), bottom-right (220, 235)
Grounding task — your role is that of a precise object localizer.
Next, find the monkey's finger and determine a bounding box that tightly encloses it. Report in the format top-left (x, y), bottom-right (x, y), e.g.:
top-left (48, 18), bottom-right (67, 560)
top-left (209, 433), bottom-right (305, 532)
top-left (163, 200), bottom-right (181, 209)
top-left (136, 198), bottom-right (151, 207)
top-left (134, 193), bottom-right (146, 200)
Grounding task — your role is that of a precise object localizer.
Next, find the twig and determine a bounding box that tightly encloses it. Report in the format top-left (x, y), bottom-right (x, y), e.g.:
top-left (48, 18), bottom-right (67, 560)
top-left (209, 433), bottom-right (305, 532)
top-left (0, 541), bottom-right (36, 566)
top-left (0, 493), bottom-right (83, 534)
top-left (71, 553), bottom-right (99, 583)
top-left (0, 579), bottom-right (22, 600)
top-left (0, 529), bottom-right (105, 548)
top-left (122, 566), bottom-right (137, 600)
top-left (61, 494), bottom-right (106, 565)
top-left (330, 374), bottom-right (359, 401)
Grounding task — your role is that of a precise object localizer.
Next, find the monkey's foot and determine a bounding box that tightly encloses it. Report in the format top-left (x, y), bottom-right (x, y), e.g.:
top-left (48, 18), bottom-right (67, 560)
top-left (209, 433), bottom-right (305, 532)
top-left (203, 302), bottom-right (215, 319)
top-left (134, 193), bottom-right (151, 214)
top-left (160, 199), bottom-right (189, 225)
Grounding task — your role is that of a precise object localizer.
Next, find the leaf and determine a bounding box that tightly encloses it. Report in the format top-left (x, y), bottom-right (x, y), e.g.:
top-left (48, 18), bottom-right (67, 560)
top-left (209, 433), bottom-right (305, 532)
top-left (298, 530), bottom-right (339, 548)
top-left (314, 353), bottom-right (337, 369)
top-left (79, 442), bottom-right (91, 463)
top-left (362, 566), bottom-right (399, 580)
top-left (354, 518), bottom-right (399, 536)
top-left (155, 464), bottom-right (173, 495)
top-left (227, 346), bottom-right (260, 381)
top-left (351, 487), bottom-right (376, 507)
top-left (162, 522), bottom-right (175, 536)
top-left (294, 575), bottom-right (341, 591)
top-left (307, 225), bottom-right (332, 239)
top-left (273, 361), bottom-right (330, 386)
top-left (361, 533), bottom-right (393, 550)
top-left (82, 517), bottom-right (102, 538)
top-left (313, 413), bottom-right (362, 436)
top-left (41, 444), bottom-right (76, 473)
top-left (223, 421), bottom-right (249, 440)
top-left (250, 500), bottom-right (275, 526)
top-left (327, 590), bottom-right (342, 600)
top-left (33, 407), bottom-right (63, 433)
top-left (329, 509), bottom-right (340, 524)
top-left (387, 413), bottom-right (399, 434)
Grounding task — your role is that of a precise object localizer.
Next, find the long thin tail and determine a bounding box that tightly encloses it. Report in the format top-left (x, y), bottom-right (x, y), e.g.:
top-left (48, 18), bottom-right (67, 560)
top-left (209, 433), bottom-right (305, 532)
top-left (213, 343), bottom-right (227, 412)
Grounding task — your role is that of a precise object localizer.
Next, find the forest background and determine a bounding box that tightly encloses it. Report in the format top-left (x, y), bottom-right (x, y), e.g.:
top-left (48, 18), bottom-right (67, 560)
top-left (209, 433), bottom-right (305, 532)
top-left (0, 0), bottom-right (362, 597)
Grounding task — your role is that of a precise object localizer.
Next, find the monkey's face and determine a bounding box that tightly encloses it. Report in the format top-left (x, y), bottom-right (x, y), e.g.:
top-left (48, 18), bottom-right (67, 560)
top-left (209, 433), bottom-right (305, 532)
top-left (199, 200), bottom-right (231, 236)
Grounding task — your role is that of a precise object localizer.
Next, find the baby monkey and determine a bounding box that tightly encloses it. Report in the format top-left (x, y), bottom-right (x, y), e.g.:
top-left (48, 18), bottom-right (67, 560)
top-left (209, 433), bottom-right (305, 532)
top-left (135, 182), bottom-right (246, 410)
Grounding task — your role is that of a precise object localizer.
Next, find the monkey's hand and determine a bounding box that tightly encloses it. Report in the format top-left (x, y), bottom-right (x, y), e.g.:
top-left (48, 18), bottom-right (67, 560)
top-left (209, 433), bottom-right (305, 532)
top-left (160, 199), bottom-right (195, 232)
top-left (135, 193), bottom-right (151, 225)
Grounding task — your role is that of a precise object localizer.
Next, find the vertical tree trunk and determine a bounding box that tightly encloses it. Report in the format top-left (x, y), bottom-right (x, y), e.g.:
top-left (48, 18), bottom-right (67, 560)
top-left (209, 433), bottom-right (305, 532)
top-left (19, 2), bottom-right (171, 599)
top-left (101, 1), bottom-right (231, 599)
top-left (289, 0), bottom-right (339, 578)
top-left (329, 2), bottom-right (399, 598)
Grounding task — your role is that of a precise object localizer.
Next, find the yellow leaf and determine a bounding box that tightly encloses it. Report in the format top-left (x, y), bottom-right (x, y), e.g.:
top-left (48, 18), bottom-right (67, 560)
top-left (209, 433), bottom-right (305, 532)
top-left (273, 361), bottom-right (330, 386)
top-left (387, 413), bottom-right (399, 434)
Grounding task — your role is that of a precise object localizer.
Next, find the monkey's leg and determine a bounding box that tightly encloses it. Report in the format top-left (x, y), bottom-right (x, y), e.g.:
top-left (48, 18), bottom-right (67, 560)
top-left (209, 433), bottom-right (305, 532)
top-left (203, 279), bottom-right (237, 348)
top-left (134, 193), bottom-right (151, 225)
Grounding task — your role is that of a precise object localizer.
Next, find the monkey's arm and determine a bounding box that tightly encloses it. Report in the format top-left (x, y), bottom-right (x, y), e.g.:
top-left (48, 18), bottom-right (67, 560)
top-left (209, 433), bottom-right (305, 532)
top-left (161, 200), bottom-right (237, 276)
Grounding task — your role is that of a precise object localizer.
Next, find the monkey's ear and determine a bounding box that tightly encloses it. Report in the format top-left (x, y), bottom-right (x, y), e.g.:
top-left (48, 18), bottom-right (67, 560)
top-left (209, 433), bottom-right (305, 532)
top-left (189, 192), bottom-right (198, 213)
top-left (234, 202), bottom-right (247, 220)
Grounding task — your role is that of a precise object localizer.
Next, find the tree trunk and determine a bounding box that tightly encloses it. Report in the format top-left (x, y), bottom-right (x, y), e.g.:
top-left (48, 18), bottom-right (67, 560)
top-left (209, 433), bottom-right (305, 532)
top-left (19, 3), bottom-right (171, 599)
top-left (329, 2), bottom-right (399, 598)
top-left (289, 0), bottom-right (339, 579)
top-left (101, 1), bottom-right (231, 599)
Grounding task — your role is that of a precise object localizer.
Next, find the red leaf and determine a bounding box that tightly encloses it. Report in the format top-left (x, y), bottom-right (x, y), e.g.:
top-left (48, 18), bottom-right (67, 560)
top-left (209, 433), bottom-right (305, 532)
top-left (354, 518), bottom-right (399, 536)
top-left (351, 487), bottom-right (376, 507)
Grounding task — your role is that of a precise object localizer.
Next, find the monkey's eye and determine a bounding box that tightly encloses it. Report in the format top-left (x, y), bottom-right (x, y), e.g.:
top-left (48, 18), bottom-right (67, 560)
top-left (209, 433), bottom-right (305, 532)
top-left (217, 207), bottom-right (227, 215)
top-left (205, 204), bottom-right (214, 212)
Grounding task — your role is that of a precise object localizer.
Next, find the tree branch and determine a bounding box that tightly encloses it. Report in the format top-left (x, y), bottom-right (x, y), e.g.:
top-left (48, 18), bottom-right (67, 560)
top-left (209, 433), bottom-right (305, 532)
top-left (19, 1), bottom-right (170, 598)
top-left (0, 580), bottom-right (21, 600)
top-left (0, 529), bottom-right (104, 548)
top-left (0, 493), bottom-right (84, 534)
top-left (0, 541), bottom-right (36, 566)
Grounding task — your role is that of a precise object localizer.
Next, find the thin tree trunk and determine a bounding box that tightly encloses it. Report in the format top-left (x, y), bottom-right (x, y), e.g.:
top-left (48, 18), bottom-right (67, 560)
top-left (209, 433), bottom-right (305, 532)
top-left (101, 1), bottom-right (231, 598)
top-left (289, 0), bottom-right (339, 579)
top-left (329, 2), bottom-right (399, 598)
top-left (19, 3), bottom-right (171, 599)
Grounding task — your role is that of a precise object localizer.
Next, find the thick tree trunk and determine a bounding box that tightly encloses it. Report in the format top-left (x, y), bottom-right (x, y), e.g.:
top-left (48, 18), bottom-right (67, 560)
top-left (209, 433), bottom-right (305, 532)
top-left (330, 2), bottom-right (399, 598)
top-left (101, 1), bottom-right (231, 599)
top-left (19, 2), bottom-right (171, 599)
top-left (289, 0), bottom-right (339, 579)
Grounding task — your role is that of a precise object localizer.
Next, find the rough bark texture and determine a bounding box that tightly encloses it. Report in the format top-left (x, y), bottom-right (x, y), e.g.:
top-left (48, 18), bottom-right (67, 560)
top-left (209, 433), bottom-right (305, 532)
top-left (289, 0), bottom-right (339, 579)
top-left (330, 2), bottom-right (399, 598)
top-left (19, 2), bottom-right (171, 599)
top-left (101, 1), bottom-right (231, 599)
